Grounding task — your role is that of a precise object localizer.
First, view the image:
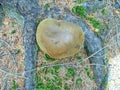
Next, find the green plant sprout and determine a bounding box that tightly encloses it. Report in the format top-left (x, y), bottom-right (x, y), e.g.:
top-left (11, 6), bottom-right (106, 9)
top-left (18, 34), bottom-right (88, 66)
top-left (44, 54), bottom-right (56, 61)
top-left (76, 78), bottom-right (83, 86)
top-left (44, 3), bottom-right (50, 9)
top-left (84, 67), bottom-right (94, 80)
top-left (76, 0), bottom-right (86, 3)
top-left (11, 29), bottom-right (16, 34)
top-left (87, 17), bottom-right (102, 30)
top-left (72, 5), bottom-right (102, 32)
top-left (10, 80), bottom-right (18, 90)
top-left (101, 8), bottom-right (107, 15)
top-left (72, 6), bottom-right (87, 18)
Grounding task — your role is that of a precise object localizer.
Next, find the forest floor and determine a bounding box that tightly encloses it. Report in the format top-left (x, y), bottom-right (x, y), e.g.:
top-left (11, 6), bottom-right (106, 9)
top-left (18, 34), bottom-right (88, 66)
top-left (0, 0), bottom-right (120, 90)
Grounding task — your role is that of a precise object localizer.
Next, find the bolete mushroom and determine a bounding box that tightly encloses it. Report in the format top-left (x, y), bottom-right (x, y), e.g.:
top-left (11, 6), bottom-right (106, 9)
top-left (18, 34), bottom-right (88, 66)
top-left (36, 18), bottom-right (84, 59)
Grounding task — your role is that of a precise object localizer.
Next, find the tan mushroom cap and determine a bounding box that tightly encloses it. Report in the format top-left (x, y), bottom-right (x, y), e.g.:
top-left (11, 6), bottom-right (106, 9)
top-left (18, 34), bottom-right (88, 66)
top-left (36, 18), bottom-right (84, 59)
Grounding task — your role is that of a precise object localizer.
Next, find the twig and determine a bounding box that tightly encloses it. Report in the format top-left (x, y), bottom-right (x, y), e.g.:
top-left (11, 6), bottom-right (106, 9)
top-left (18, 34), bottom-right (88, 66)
top-left (24, 31), bottom-right (120, 75)
top-left (1, 74), bottom-right (9, 90)
top-left (80, 46), bottom-right (107, 63)
top-left (0, 51), bottom-right (6, 59)
top-left (0, 68), bottom-right (25, 78)
top-left (0, 38), bottom-right (18, 66)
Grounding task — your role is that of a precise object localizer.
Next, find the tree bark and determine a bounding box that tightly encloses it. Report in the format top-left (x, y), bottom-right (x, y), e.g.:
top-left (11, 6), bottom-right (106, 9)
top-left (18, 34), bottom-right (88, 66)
top-left (17, 0), bottom-right (41, 89)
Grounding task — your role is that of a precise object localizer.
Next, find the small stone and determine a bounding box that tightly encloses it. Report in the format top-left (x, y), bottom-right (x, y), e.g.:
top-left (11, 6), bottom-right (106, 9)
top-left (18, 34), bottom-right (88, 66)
top-left (113, 9), bottom-right (120, 15)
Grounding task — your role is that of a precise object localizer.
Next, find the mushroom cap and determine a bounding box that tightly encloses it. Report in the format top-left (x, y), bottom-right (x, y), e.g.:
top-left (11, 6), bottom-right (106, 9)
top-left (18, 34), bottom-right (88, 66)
top-left (36, 18), bottom-right (84, 59)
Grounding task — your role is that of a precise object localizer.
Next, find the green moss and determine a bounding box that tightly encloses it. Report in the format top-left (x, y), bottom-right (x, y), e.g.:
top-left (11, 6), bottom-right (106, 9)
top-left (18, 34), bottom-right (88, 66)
top-left (64, 83), bottom-right (70, 90)
top-left (72, 6), bottom-right (87, 18)
top-left (72, 5), bottom-right (102, 31)
top-left (65, 68), bottom-right (75, 79)
top-left (10, 80), bottom-right (18, 90)
top-left (36, 65), bottom-right (62, 89)
top-left (76, 0), bottom-right (85, 3)
top-left (36, 66), bottom-right (76, 90)
top-left (16, 49), bottom-right (21, 54)
top-left (36, 19), bottom-right (41, 26)
top-left (3, 33), bottom-right (7, 36)
top-left (44, 54), bottom-right (56, 61)
top-left (36, 67), bottom-right (62, 90)
top-left (84, 67), bottom-right (94, 80)
top-left (87, 17), bottom-right (101, 30)
top-left (45, 78), bottom-right (61, 90)
top-left (41, 66), bottom-right (60, 75)
top-left (36, 75), bottom-right (45, 90)
top-left (44, 3), bottom-right (50, 9)
top-left (11, 30), bottom-right (16, 34)
top-left (53, 66), bottom-right (60, 74)
top-left (96, 23), bottom-right (109, 36)
top-left (75, 54), bottom-right (83, 62)
top-left (76, 78), bottom-right (82, 86)
top-left (47, 68), bottom-right (58, 75)
top-left (101, 9), bottom-right (107, 15)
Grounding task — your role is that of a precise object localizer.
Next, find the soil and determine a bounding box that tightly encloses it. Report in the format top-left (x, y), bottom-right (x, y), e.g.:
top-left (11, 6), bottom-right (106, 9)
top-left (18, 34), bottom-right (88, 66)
top-left (0, 0), bottom-right (120, 90)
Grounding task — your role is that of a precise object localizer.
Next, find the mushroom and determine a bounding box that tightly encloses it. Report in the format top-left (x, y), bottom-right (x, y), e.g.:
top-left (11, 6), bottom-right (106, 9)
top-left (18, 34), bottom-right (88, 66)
top-left (36, 18), bottom-right (84, 59)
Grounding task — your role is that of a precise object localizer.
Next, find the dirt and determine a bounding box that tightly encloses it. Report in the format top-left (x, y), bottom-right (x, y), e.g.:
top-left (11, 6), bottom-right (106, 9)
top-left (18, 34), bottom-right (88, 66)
top-left (0, 15), bottom-right (25, 89)
top-left (0, 0), bottom-right (120, 90)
